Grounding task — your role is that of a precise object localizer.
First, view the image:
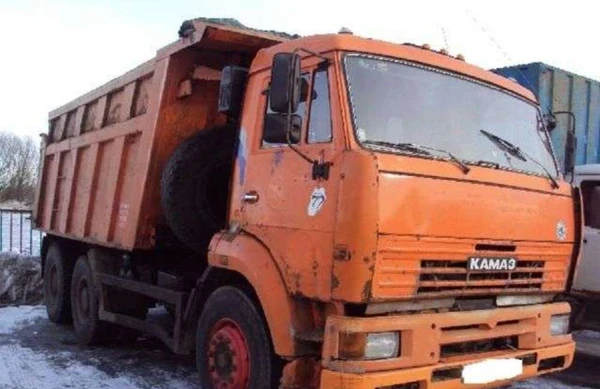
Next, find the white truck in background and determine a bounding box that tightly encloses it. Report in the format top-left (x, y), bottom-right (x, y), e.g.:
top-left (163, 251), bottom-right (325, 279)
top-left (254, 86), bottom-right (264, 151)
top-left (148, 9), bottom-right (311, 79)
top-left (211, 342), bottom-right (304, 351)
top-left (571, 164), bottom-right (600, 330)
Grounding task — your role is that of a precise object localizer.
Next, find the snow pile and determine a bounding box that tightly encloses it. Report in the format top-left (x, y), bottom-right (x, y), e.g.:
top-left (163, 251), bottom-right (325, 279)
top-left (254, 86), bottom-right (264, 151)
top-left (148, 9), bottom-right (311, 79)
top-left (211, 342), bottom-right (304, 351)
top-left (511, 377), bottom-right (592, 389)
top-left (0, 305), bottom-right (46, 334)
top-left (574, 330), bottom-right (600, 339)
top-left (0, 200), bottom-right (31, 211)
top-left (0, 253), bottom-right (42, 306)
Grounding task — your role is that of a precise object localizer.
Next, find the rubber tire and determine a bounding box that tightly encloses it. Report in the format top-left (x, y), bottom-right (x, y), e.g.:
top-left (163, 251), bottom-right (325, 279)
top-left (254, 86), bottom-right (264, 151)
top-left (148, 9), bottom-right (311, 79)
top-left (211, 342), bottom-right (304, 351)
top-left (160, 125), bottom-right (237, 253)
top-left (71, 255), bottom-right (111, 345)
top-left (44, 243), bottom-right (73, 324)
top-left (196, 286), bottom-right (278, 389)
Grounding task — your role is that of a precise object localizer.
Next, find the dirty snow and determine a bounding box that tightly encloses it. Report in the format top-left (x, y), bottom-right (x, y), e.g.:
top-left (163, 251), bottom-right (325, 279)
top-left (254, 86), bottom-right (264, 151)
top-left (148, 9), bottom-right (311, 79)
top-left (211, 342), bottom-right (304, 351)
top-left (575, 330), bottom-right (600, 339)
top-left (0, 253), bottom-right (42, 306)
top-left (511, 378), bottom-right (593, 389)
top-left (0, 305), bottom-right (200, 389)
top-left (0, 304), bottom-right (45, 334)
top-left (0, 305), bottom-right (597, 389)
top-left (0, 345), bottom-right (139, 389)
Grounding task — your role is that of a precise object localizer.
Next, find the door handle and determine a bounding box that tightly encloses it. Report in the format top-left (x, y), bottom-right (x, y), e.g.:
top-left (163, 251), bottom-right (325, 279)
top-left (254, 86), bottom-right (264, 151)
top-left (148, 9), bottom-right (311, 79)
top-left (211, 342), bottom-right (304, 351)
top-left (241, 191), bottom-right (259, 204)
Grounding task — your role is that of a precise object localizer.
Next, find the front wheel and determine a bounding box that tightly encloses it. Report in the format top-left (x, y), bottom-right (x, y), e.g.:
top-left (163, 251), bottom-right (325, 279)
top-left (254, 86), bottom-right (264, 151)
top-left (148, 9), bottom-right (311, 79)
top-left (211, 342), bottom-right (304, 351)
top-left (196, 286), bottom-right (279, 389)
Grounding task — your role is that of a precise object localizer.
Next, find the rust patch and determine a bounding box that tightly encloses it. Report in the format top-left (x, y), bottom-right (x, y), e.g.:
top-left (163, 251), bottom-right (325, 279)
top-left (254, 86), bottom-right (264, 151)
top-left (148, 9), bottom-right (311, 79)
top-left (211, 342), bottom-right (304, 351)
top-left (290, 272), bottom-right (302, 290)
top-left (333, 245), bottom-right (352, 261)
top-left (218, 255), bottom-right (229, 266)
top-left (280, 358), bottom-right (320, 389)
top-left (331, 275), bottom-right (340, 289)
top-left (361, 280), bottom-right (372, 300)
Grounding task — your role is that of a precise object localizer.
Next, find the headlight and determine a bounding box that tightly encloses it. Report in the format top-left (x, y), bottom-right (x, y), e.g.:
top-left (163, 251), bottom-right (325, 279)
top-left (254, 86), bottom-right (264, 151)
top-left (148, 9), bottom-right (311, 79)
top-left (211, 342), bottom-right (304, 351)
top-left (550, 314), bottom-right (570, 336)
top-left (365, 332), bottom-right (400, 360)
top-left (339, 331), bottom-right (400, 360)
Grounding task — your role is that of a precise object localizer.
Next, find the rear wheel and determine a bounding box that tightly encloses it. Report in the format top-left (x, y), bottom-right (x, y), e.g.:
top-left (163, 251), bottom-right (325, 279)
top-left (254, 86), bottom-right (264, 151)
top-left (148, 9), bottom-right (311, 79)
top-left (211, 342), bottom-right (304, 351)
top-left (71, 255), bottom-right (111, 345)
top-left (44, 243), bottom-right (73, 324)
top-left (196, 286), bottom-right (278, 389)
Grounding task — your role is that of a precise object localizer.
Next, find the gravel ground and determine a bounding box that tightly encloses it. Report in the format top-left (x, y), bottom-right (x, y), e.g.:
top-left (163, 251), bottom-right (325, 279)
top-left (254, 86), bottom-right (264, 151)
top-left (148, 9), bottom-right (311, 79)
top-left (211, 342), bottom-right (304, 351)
top-left (0, 305), bottom-right (598, 389)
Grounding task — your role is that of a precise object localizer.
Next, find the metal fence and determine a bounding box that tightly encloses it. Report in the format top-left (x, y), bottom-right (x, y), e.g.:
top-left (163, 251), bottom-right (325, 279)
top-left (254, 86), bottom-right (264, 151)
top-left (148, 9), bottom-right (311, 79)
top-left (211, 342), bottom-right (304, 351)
top-left (0, 209), bottom-right (42, 256)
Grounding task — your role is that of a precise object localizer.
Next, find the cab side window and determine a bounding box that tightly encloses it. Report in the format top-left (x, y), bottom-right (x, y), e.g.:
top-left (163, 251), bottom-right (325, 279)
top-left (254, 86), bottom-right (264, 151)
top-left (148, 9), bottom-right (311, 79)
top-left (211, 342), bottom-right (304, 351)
top-left (262, 68), bottom-right (333, 147)
top-left (307, 69), bottom-right (332, 143)
top-left (581, 180), bottom-right (600, 229)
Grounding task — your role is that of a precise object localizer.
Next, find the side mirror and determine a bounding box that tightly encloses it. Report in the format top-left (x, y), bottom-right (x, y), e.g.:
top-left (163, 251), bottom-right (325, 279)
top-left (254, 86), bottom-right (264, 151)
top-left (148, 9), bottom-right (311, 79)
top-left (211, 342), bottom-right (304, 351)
top-left (270, 53), bottom-right (301, 113)
top-left (544, 113), bottom-right (557, 132)
top-left (263, 114), bottom-right (302, 144)
top-left (218, 66), bottom-right (248, 119)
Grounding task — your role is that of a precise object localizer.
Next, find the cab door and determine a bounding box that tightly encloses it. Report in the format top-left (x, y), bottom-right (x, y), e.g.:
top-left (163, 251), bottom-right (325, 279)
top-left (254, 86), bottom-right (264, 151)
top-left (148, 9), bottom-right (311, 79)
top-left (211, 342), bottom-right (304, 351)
top-left (233, 57), bottom-right (344, 300)
top-left (573, 178), bottom-right (600, 293)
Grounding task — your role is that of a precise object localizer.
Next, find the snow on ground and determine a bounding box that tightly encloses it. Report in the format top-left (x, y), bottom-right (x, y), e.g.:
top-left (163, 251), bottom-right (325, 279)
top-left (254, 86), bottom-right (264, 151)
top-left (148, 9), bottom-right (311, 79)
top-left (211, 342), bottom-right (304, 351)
top-left (0, 305), bottom-right (199, 389)
top-left (0, 344), bottom-right (139, 389)
top-left (0, 305), bottom-right (597, 389)
top-left (0, 305), bottom-right (45, 334)
top-left (575, 330), bottom-right (600, 339)
top-left (511, 378), bottom-right (593, 389)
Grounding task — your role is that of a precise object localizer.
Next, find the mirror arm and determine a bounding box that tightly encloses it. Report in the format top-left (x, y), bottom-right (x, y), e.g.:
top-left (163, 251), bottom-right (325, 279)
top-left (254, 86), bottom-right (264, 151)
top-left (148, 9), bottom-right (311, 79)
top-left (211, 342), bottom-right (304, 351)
top-left (293, 48), bottom-right (331, 66)
top-left (553, 111), bottom-right (576, 133)
top-left (284, 107), bottom-right (333, 180)
top-left (553, 111), bottom-right (577, 183)
top-left (285, 110), bottom-right (313, 164)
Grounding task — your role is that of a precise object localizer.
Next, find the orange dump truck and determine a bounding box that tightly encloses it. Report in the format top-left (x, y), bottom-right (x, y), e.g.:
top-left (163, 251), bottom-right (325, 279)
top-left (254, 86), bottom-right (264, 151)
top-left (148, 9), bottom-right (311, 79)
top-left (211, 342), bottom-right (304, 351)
top-left (34, 18), bottom-right (580, 389)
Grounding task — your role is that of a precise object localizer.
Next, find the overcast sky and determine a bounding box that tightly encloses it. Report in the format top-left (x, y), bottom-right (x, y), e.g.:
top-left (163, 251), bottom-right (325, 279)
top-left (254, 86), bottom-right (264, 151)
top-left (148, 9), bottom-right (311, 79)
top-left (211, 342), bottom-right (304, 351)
top-left (0, 0), bottom-right (598, 138)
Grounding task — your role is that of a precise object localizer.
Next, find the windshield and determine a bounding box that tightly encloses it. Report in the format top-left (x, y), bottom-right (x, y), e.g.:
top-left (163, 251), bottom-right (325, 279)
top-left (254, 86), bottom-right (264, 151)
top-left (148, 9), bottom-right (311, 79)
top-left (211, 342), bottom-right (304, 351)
top-left (344, 54), bottom-right (558, 177)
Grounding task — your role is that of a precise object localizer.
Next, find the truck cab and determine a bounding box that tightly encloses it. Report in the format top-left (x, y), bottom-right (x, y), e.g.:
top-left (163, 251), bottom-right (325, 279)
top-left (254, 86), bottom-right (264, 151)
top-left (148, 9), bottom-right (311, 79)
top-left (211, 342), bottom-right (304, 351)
top-left (212, 32), bottom-right (578, 387)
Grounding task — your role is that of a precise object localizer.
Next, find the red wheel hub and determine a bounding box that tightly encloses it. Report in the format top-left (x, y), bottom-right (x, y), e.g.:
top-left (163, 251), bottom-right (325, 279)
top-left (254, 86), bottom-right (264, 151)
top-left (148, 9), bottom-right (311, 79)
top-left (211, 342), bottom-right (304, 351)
top-left (207, 319), bottom-right (250, 389)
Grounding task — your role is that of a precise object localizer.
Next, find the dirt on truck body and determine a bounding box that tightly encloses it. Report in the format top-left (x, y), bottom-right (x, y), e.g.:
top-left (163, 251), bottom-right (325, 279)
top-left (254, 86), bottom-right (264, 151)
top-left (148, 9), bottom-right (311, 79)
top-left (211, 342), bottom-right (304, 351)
top-left (34, 18), bottom-right (580, 389)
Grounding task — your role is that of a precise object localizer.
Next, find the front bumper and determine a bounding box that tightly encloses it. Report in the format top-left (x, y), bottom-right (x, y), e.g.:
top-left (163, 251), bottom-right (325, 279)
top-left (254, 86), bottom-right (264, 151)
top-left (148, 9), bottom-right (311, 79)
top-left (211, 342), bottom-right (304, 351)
top-left (320, 343), bottom-right (574, 389)
top-left (319, 302), bottom-right (574, 389)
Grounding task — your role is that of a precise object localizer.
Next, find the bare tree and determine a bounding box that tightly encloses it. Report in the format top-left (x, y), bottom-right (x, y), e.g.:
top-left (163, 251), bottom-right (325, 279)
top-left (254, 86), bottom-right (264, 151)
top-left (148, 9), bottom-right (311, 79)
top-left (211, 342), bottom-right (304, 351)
top-left (0, 133), bottom-right (39, 205)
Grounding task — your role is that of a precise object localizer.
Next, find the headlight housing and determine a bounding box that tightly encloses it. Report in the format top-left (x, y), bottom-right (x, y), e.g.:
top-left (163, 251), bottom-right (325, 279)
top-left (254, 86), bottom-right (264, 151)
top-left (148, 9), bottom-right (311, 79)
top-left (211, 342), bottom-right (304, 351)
top-left (550, 314), bottom-right (570, 336)
top-left (339, 331), bottom-right (400, 360)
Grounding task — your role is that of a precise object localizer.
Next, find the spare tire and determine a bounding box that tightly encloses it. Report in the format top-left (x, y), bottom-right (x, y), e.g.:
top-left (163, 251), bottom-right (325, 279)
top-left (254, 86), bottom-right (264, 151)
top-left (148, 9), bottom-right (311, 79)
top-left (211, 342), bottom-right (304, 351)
top-left (161, 125), bottom-right (237, 252)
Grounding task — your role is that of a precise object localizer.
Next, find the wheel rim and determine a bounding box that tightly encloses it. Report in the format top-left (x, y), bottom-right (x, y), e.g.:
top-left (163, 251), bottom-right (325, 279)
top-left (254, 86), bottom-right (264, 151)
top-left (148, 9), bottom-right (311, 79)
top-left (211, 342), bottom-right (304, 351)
top-left (207, 318), bottom-right (250, 389)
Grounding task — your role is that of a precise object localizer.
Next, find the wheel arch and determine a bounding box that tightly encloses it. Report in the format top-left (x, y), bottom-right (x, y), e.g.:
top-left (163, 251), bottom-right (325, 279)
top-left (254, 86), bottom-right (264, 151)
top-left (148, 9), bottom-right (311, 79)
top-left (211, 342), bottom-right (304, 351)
top-left (41, 235), bottom-right (86, 277)
top-left (203, 232), bottom-right (297, 357)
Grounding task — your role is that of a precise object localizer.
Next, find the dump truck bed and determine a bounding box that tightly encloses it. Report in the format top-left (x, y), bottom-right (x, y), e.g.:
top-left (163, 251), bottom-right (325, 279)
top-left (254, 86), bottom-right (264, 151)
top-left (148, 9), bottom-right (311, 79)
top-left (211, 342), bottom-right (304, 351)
top-left (34, 20), bottom-right (287, 250)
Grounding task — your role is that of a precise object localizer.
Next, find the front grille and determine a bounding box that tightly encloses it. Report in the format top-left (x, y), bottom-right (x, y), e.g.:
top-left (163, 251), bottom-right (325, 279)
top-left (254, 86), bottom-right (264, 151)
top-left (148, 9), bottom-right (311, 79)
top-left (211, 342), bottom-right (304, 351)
top-left (417, 259), bottom-right (545, 295)
top-left (440, 335), bottom-right (518, 358)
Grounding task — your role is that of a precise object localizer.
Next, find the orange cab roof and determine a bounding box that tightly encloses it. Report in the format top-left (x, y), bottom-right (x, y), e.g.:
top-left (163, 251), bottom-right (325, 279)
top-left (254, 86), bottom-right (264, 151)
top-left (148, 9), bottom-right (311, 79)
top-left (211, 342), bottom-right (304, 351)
top-left (254, 34), bottom-right (537, 104)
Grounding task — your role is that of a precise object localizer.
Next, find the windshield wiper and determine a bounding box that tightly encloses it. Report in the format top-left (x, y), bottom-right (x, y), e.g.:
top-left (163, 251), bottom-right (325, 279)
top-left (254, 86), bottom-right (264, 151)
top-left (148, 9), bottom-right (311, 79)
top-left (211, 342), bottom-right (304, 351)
top-left (418, 145), bottom-right (470, 174)
top-left (480, 130), bottom-right (559, 189)
top-left (480, 129), bottom-right (527, 161)
top-left (363, 140), bottom-right (432, 156)
top-left (364, 140), bottom-right (470, 174)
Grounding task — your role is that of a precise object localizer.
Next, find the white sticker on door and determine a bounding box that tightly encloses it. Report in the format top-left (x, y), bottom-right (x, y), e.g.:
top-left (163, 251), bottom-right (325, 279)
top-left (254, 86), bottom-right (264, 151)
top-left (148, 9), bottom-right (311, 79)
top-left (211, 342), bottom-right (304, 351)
top-left (308, 187), bottom-right (326, 217)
